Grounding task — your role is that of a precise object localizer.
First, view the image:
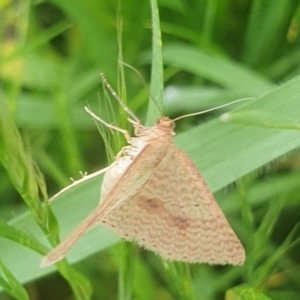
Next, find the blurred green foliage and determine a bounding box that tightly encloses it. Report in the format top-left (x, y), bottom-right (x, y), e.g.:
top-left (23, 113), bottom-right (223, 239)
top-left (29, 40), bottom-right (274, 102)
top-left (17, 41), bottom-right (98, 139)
top-left (1, 0), bottom-right (300, 299)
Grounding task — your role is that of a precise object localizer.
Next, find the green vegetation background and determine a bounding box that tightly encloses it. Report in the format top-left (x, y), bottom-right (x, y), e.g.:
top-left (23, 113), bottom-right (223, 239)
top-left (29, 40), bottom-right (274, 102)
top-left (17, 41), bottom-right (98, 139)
top-left (1, 0), bottom-right (300, 299)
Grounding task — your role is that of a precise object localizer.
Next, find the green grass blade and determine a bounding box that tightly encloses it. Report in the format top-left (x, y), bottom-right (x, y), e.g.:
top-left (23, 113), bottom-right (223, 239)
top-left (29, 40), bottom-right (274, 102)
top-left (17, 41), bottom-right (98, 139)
top-left (242, 0), bottom-right (291, 66)
top-left (0, 220), bottom-right (48, 254)
top-left (0, 257), bottom-right (30, 300)
top-left (146, 0), bottom-right (164, 124)
top-left (0, 95), bottom-right (46, 227)
top-left (221, 110), bottom-right (300, 130)
top-left (162, 44), bottom-right (273, 95)
top-left (0, 20), bottom-right (72, 65)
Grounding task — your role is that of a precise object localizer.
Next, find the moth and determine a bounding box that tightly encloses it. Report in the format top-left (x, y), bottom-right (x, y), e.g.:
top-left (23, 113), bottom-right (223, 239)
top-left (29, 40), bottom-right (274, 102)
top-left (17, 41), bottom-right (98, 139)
top-left (41, 81), bottom-right (246, 267)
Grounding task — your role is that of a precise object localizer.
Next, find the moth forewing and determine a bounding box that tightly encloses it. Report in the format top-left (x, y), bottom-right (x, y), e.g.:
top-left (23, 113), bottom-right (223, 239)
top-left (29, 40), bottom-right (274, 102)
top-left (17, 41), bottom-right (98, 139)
top-left (101, 142), bottom-right (245, 265)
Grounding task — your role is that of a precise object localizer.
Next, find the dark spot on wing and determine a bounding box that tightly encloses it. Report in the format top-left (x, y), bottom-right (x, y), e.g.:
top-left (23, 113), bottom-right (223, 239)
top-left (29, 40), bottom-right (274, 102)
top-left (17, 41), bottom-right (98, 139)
top-left (137, 196), bottom-right (162, 212)
top-left (171, 216), bottom-right (189, 230)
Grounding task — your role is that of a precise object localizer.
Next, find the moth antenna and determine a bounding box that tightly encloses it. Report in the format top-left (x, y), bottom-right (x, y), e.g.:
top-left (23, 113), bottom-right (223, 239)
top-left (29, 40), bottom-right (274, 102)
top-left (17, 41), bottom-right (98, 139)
top-left (121, 62), bottom-right (162, 114)
top-left (100, 73), bottom-right (140, 123)
top-left (173, 97), bottom-right (255, 122)
top-left (84, 106), bottom-right (131, 141)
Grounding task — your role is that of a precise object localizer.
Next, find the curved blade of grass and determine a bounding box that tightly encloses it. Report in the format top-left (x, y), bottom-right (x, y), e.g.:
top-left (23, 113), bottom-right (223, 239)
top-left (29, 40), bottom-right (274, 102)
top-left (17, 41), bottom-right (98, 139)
top-left (162, 44), bottom-right (273, 95)
top-left (251, 223), bottom-right (300, 285)
top-left (0, 20), bottom-right (72, 65)
top-left (0, 221), bottom-right (48, 254)
top-left (221, 110), bottom-right (300, 131)
top-left (242, 0), bottom-right (291, 66)
top-left (0, 258), bottom-right (29, 300)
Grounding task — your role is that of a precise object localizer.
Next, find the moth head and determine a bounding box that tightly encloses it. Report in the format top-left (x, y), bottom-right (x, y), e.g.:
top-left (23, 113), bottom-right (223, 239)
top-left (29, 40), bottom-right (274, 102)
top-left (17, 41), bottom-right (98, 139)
top-left (155, 116), bottom-right (176, 136)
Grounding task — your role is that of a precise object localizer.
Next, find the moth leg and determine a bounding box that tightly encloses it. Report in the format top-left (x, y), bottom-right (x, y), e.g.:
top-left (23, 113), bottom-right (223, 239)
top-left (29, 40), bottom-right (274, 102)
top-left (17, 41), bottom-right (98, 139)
top-left (128, 118), bottom-right (143, 136)
top-left (115, 146), bottom-right (128, 159)
top-left (49, 162), bottom-right (117, 202)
